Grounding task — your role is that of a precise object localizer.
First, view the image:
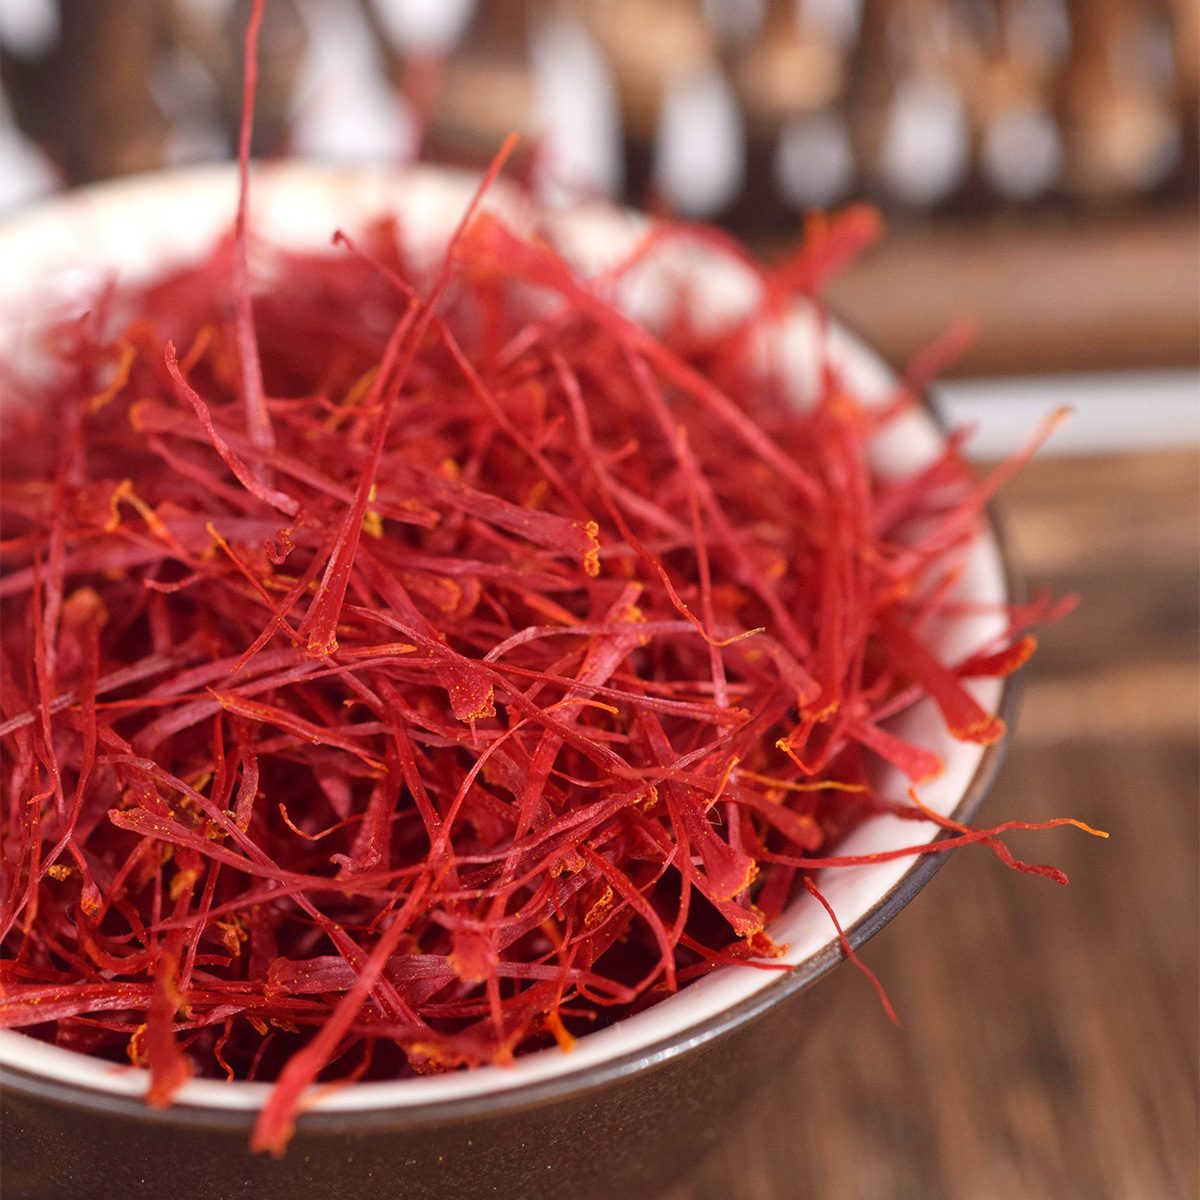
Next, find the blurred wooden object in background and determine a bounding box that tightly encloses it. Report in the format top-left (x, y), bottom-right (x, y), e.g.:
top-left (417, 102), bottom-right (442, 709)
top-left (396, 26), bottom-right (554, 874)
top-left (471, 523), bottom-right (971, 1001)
top-left (4, 0), bottom-right (1196, 211)
top-left (1060, 0), bottom-right (1186, 198)
top-left (825, 206), bottom-right (1200, 375)
top-left (3, 0), bottom-right (1195, 375)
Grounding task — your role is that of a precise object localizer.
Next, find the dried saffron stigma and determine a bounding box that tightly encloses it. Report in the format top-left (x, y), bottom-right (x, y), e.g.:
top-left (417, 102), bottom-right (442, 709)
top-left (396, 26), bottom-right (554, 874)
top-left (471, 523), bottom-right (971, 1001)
top-left (0, 183), bottom-right (1104, 1154)
top-left (0, 12), bottom-right (1102, 1152)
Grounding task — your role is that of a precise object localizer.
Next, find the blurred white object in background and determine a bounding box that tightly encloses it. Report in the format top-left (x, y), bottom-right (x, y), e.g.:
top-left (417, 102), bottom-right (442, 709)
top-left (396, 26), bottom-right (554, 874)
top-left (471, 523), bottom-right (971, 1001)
top-left (936, 369), bottom-right (1200, 459)
top-left (0, 88), bottom-right (59, 215)
top-left (981, 104), bottom-right (1061, 200)
top-left (774, 106), bottom-right (854, 207)
top-left (174, 0), bottom-right (238, 22)
top-left (369, 0), bottom-right (477, 54)
top-left (0, 0), bottom-right (58, 60)
top-left (151, 47), bottom-right (232, 166)
top-left (879, 75), bottom-right (970, 206)
top-left (529, 13), bottom-right (623, 203)
top-left (291, 0), bottom-right (418, 163)
top-left (654, 65), bottom-right (745, 216)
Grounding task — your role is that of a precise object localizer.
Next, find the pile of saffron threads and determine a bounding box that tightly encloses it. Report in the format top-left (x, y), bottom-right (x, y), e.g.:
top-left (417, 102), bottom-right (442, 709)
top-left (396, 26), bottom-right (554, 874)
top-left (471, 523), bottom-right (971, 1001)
top-left (0, 107), bottom-right (1105, 1156)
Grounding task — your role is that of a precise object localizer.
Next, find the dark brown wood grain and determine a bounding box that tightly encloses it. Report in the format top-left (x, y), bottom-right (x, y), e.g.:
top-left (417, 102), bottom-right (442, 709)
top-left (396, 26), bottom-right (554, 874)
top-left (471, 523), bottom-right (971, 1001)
top-left (664, 449), bottom-right (1200, 1200)
top-left (823, 213), bottom-right (1200, 377)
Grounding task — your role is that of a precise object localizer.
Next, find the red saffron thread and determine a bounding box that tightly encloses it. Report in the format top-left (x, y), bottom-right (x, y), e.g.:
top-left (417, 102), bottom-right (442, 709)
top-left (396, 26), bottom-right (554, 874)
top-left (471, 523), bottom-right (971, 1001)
top-left (0, 20), bottom-right (1101, 1152)
top-left (803, 876), bottom-right (898, 1025)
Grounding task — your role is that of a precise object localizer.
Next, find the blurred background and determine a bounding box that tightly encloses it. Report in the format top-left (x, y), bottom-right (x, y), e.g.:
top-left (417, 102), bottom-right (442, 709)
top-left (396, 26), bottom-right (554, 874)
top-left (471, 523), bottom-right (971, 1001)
top-left (0, 3), bottom-right (1196, 1197)
top-left (1, 0), bottom-right (1198, 376)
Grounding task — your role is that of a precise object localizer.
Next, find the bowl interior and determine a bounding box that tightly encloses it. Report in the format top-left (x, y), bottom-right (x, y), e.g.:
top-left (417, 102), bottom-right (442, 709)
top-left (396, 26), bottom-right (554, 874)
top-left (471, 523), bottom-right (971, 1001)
top-left (0, 163), bottom-right (1007, 1114)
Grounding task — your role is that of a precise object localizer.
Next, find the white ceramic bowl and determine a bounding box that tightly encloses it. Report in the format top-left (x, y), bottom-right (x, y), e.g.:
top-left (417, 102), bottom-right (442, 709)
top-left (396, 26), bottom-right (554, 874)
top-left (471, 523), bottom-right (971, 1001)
top-left (0, 164), bottom-right (1012, 1200)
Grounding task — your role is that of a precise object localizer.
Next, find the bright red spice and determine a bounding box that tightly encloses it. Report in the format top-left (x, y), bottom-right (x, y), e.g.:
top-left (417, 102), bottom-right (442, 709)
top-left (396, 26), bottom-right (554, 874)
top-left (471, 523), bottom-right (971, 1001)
top-left (0, 188), bottom-right (1099, 1146)
top-left (0, 5), bottom-right (1105, 1157)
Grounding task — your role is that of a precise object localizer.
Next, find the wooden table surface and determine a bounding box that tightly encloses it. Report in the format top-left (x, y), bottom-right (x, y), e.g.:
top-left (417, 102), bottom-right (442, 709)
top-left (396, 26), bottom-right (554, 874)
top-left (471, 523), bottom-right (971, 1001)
top-left (824, 211), bottom-right (1200, 379)
top-left (665, 448), bottom-right (1199, 1200)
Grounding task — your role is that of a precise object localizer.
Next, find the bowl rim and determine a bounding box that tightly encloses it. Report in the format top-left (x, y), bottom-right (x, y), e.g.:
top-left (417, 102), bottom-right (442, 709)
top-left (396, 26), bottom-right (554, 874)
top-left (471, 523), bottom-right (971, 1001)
top-left (0, 163), bottom-right (1022, 1133)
